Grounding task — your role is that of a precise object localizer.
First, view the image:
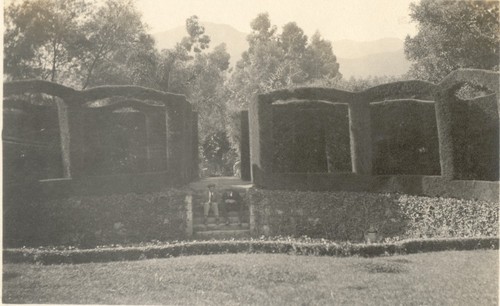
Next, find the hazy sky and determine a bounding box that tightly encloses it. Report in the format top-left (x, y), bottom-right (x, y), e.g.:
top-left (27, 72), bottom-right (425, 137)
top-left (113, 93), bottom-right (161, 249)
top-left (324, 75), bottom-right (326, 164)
top-left (136, 0), bottom-right (419, 41)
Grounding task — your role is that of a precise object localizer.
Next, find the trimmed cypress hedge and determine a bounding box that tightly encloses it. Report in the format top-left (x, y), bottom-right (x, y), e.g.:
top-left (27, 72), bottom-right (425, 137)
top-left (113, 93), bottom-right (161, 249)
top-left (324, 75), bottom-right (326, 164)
top-left (250, 69), bottom-right (499, 190)
top-left (371, 100), bottom-right (440, 175)
top-left (4, 237), bottom-right (498, 265)
top-left (272, 102), bottom-right (350, 173)
top-left (450, 94), bottom-right (499, 180)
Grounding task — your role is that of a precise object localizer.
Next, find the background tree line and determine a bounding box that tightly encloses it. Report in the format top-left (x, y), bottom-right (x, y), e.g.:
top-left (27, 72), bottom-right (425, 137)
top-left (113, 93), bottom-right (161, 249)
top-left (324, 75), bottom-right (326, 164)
top-left (4, 0), bottom-right (499, 176)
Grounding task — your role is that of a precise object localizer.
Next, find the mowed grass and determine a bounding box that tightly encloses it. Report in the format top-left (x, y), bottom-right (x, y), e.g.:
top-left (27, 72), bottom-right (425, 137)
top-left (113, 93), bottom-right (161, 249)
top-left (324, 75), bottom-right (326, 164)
top-left (3, 250), bottom-right (498, 305)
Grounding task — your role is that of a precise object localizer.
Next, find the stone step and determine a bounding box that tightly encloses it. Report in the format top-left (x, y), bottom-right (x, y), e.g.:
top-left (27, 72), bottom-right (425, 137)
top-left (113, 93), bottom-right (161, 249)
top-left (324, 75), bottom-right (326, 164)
top-left (193, 211), bottom-right (246, 218)
top-left (194, 216), bottom-right (248, 225)
top-left (194, 229), bottom-right (251, 240)
top-left (193, 212), bottom-right (249, 220)
top-left (194, 223), bottom-right (249, 231)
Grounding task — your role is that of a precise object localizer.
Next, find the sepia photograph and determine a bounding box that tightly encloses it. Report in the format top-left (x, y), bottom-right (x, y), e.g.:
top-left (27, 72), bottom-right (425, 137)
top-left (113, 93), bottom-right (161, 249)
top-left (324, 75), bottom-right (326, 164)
top-left (2, 0), bottom-right (499, 304)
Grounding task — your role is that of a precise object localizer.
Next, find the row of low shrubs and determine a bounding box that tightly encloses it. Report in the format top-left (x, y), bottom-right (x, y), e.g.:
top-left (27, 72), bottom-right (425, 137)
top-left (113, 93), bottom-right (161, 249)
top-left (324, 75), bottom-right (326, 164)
top-left (4, 237), bottom-right (498, 265)
top-left (250, 189), bottom-right (499, 242)
top-left (4, 188), bottom-right (188, 248)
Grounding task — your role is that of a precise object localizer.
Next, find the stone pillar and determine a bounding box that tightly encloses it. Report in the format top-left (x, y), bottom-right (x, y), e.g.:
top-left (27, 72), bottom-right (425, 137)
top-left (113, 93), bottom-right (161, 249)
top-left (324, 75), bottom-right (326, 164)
top-left (182, 103), bottom-right (193, 182)
top-left (348, 102), bottom-right (372, 175)
top-left (191, 111), bottom-right (199, 179)
top-left (240, 110), bottom-right (251, 181)
top-left (248, 193), bottom-right (256, 235)
top-left (56, 99), bottom-right (84, 178)
top-left (185, 193), bottom-right (193, 237)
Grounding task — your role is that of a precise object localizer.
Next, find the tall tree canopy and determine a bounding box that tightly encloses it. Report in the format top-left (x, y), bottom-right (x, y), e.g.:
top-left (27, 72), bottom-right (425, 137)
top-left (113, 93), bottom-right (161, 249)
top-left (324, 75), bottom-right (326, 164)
top-left (4, 0), bottom-right (154, 89)
top-left (4, 0), bottom-right (89, 83)
top-left (155, 16), bottom-right (230, 139)
top-left (404, 0), bottom-right (499, 82)
top-left (227, 13), bottom-right (341, 111)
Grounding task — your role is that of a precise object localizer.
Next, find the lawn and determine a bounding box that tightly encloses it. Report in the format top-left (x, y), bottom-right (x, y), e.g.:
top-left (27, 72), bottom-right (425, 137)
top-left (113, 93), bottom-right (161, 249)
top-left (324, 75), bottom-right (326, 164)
top-left (3, 250), bottom-right (498, 305)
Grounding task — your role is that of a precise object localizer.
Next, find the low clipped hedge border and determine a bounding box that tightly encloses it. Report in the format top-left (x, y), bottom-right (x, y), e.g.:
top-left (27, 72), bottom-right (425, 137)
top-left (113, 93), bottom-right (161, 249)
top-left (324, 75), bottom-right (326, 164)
top-left (4, 237), bottom-right (498, 265)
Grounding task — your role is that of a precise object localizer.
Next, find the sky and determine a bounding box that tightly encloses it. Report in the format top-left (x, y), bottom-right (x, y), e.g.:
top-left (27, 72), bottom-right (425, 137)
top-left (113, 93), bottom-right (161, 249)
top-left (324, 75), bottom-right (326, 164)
top-left (135, 0), bottom-right (419, 41)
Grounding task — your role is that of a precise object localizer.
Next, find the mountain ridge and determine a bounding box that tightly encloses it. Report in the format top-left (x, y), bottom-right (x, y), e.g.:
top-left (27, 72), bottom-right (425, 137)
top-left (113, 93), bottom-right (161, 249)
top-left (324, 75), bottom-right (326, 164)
top-left (152, 22), bottom-right (411, 78)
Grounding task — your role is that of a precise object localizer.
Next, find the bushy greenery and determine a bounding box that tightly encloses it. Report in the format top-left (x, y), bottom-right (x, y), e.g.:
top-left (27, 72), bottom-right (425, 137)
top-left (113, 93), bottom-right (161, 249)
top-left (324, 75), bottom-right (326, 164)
top-left (4, 189), bottom-right (188, 248)
top-left (4, 237), bottom-right (497, 265)
top-left (272, 103), bottom-right (351, 173)
top-left (250, 189), bottom-right (498, 241)
top-left (371, 100), bottom-right (440, 175)
top-left (404, 0), bottom-right (499, 82)
top-left (449, 94), bottom-right (499, 181)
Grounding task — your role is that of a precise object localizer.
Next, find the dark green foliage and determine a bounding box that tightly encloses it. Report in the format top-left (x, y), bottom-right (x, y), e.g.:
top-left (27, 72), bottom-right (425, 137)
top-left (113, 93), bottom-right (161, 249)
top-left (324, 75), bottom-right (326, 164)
top-left (201, 130), bottom-right (236, 176)
top-left (272, 105), bottom-right (327, 173)
top-left (371, 100), bottom-right (440, 175)
top-left (3, 189), bottom-right (187, 248)
top-left (4, 237), bottom-right (497, 265)
top-left (404, 0), bottom-right (499, 82)
top-left (250, 189), bottom-right (498, 241)
top-left (434, 70), bottom-right (499, 181)
top-left (272, 102), bottom-right (351, 173)
top-left (226, 13), bottom-right (341, 115)
top-left (3, 104), bottom-right (63, 182)
top-left (83, 110), bottom-right (149, 175)
top-left (3, 80), bottom-right (194, 182)
top-left (449, 94), bottom-right (499, 180)
top-left (251, 70), bottom-right (499, 191)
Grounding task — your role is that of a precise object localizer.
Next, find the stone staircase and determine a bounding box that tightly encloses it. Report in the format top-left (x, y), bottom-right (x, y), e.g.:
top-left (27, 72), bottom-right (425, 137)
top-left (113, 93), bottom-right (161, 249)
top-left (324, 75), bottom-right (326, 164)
top-left (189, 177), bottom-right (253, 240)
top-left (193, 211), bottom-right (251, 239)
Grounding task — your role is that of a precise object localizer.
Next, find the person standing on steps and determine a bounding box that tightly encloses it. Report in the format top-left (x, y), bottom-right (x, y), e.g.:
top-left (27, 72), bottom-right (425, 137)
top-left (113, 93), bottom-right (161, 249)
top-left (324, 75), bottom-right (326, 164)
top-left (203, 183), bottom-right (220, 225)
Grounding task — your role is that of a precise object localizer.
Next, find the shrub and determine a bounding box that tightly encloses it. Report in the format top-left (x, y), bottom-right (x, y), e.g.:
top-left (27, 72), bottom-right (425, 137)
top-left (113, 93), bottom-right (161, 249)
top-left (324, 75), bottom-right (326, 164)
top-left (250, 189), bottom-right (498, 242)
top-left (4, 237), bottom-right (497, 265)
top-left (4, 188), bottom-right (188, 248)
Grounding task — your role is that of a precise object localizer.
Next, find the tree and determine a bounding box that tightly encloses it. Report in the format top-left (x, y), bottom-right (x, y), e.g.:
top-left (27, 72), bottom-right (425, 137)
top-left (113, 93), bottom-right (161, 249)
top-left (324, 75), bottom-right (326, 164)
top-left (187, 44), bottom-right (230, 137)
top-left (224, 13), bottom-right (341, 165)
top-left (201, 130), bottom-right (234, 176)
top-left (404, 0), bottom-right (499, 82)
top-left (302, 31), bottom-right (341, 81)
top-left (182, 16), bottom-right (211, 53)
top-left (227, 13), bottom-right (341, 110)
top-left (76, 0), bottom-right (152, 89)
top-left (4, 0), bottom-right (155, 89)
top-left (153, 16), bottom-right (233, 176)
top-left (4, 0), bottom-right (89, 84)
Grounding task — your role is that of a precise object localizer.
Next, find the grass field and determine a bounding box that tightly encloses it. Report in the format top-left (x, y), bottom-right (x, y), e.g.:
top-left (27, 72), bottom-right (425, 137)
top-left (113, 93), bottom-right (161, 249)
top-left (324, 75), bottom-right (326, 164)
top-left (3, 250), bottom-right (498, 305)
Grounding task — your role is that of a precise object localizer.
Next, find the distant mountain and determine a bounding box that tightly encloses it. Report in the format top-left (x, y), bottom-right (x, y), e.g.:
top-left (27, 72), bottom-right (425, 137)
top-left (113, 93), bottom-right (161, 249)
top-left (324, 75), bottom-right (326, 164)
top-left (337, 50), bottom-right (411, 78)
top-left (152, 22), bottom-right (248, 67)
top-left (152, 24), bottom-right (411, 78)
top-left (332, 38), bottom-right (405, 59)
top-left (333, 38), bottom-right (411, 78)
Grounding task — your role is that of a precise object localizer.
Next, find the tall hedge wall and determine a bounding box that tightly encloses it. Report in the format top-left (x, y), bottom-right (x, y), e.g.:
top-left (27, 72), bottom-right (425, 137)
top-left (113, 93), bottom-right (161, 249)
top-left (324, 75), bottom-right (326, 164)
top-left (3, 188), bottom-right (188, 248)
top-left (271, 100), bottom-right (442, 175)
top-left (450, 94), bottom-right (499, 180)
top-left (250, 188), bottom-right (498, 242)
top-left (371, 100), bottom-right (440, 175)
top-left (272, 102), bottom-right (351, 173)
top-left (3, 104), bottom-right (63, 183)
